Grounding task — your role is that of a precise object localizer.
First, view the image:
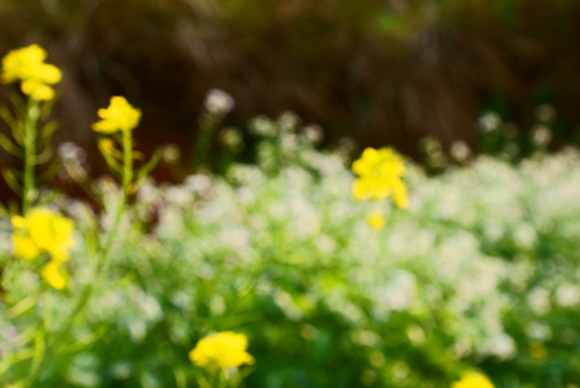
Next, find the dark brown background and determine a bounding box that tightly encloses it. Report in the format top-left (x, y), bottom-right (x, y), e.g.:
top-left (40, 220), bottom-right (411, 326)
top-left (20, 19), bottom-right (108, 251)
top-left (1, 0), bottom-right (580, 193)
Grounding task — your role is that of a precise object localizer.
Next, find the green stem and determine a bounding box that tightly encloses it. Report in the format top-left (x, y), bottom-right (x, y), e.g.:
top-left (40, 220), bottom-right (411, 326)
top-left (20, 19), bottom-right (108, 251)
top-left (122, 129), bottom-right (133, 199)
top-left (22, 98), bottom-right (39, 214)
top-left (57, 131), bottom-right (132, 337)
top-left (25, 130), bottom-right (134, 386)
top-left (195, 114), bottom-right (217, 170)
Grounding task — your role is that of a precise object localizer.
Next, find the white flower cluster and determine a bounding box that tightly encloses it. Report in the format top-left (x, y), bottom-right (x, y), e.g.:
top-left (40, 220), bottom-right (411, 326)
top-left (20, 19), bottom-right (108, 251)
top-left (2, 114), bottom-right (580, 386)
top-left (147, 117), bottom-right (580, 367)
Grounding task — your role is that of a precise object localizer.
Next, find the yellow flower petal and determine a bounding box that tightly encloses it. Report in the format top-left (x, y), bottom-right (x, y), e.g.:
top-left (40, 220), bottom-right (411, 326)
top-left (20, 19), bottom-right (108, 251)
top-left (92, 96), bottom-right (141, 133)
top-left (11, 215), bottom-right (26, 229)
top-left (41, 261), bottom-right (66, 290)
top-left (98, 138), bottom-right (116, 154)
top-left (352, 147), bottom-right (380, 176)
top-left (33, 63), bottom-right (62, 84)
top-left (35, 86), bottom-right (55, 101)
top-left (49, 248), bottom-right (70, 263)
top-left (12, 234), bottom-right (40, 261)
top-left (1, 44), bottom-right (61, 98)
top-left (27, 208), bottom-right (55, 249)
top-left (392, 181), bottom-right (409, 209)
top-left (12, 208), bottom-right (75, 262)
top-left (1, 44), bottom-right (47, 83)
top-left (351, 147), bottom-right (408, 207)
top-left (451, 373), bottom-right (494, 388)
top-left (189, 331), bottom-right (254, 370)
top-left (352, 179), bottom-right (369, 201)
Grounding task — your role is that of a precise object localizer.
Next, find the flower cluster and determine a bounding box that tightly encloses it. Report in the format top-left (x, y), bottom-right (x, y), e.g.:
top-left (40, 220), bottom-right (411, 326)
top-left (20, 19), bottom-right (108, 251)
top-left (351, 147), bottom-right (408, 208)
top-left (92, 96), bottom-right (142, 134)
top-left (0, 44), bottom-right (62, 101)
top-left (189, 331), bottom-right (254, 371)
top-left (11, 208), bottom-right (75, 289)
top-left (452, 373), bottom-right (495, 388)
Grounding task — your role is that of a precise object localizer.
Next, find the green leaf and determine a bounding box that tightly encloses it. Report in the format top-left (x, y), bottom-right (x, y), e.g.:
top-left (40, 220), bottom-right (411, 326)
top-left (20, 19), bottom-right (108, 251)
top-left (6, 89), bottom-right (26, 116)
top-left (40, 94), bottom-right (59, 121)
top-left (5, 294), bottom-right (39, 319)
top-left (1, 167), bottom-right (22, 194)
top-left (32, 145), bottom-right (53, 165)
top-left (133, 146), bottom-right (163, 189)
top-left (0, 106), bottom-right (19, 129)
top-left (38, 157), bottom-right (62, 182)
top-left (0, 132), bottom-right (23, 157)
top-left (40, 119), bottom-right (59, 141)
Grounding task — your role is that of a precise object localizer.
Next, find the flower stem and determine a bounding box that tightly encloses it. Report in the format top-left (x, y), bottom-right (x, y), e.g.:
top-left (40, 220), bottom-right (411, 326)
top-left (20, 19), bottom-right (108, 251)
top-left (25, 131), bottom-right (134, 386)
top-left (55, 131), bottom-right (132, 339)
top-left (22, 98), bottom-right (39, 214)
top-left (122, 128), bottom-right (134, 199)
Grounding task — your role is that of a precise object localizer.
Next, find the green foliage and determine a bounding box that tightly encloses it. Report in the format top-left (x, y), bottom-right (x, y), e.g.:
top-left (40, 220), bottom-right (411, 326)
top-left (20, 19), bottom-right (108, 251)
top-left (2, 114), bottom-right (580, 387)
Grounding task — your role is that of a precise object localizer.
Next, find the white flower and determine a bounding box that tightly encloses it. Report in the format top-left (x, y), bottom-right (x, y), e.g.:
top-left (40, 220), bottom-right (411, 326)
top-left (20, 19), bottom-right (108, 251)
top-left (203, 88), bottom-right (235, 115)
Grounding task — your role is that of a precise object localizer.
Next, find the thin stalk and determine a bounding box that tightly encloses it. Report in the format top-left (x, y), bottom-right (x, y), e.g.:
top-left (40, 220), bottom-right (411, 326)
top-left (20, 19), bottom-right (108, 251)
top-left (54, 130), bottom-right (132, 340)
top-left (25, 130), bottom-right (134, 386)
top-left (121, 129), bottom-right (133, 200)
top-left (22, 99), bottom-right (39, 214)
top-left (89, 129), bottom-right (133, 275)
top-left (194, 114), bottom-right (217, 170)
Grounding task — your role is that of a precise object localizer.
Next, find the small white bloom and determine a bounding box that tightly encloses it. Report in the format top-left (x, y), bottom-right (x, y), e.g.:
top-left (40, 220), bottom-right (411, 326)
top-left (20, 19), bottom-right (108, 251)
top-left (203, 88), bottom-right (235, 115)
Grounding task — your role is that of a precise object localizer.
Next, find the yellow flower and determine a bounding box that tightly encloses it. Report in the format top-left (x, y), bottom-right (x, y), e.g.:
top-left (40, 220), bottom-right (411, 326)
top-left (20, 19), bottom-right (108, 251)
top-left (98, 138), bottom-right (115, 154)
top-left (189, 331), bottom-right (254, 371)
top-left (21, 79), bottom-right (56, 101)
top-left (40, 260), bottom-right (66, 290)
top-left (92, 96), bottom-right (141, 134)
top-left (11, 208), bottom-right (75, 262)
top-left (1, 44), bottom-right (62, 101)
top-left (367, 212), bottom-right (386, 230)
top-left (351, 147), bottom-right (408, 208)
top-left (11, 234), bottom-right (40, 260)
top-left (452, 373), bottom-right (494, 388)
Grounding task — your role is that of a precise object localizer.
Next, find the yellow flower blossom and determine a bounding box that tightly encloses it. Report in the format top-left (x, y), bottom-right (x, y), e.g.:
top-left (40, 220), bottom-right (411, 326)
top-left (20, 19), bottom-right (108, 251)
top-left (92, 96), bottom-right (141, 134)
top-left (21, 79), bottom-right (56, 101)
top-left (1, 44), bottom-right (62, 101)
top-left (352, 147), bottom-right (408, 208)
top-left (11, 234), bottom-right (40, 260)
top-left (189, 331), bottom-right (254, 371)
top-left (98, 138), bottom-right (116, 154)
top-left (40, 260), bottom-right (66, 290)
top-left (367, 212), bottom-right (386, 230)
top-left (452, 373), bottom-right (494, 388)
top-left (11, 208), bottom-right (75, 262)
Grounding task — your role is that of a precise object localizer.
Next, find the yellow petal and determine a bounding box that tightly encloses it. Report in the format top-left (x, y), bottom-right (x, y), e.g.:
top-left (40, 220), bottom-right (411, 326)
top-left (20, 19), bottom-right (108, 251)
top-left (392, 183), bottom-right (409, 209)
top-left (352, 179), bottom-right (369, 201)
top-left (12, 234), bottom-right (40, 260)
top-left (41, 261), bottom-right (66, 290)
top-left (31, 84), bottom-right (55, 101)
top-left (21, 80), bottom-right (54, 101)
top-left (92, 121), bottom-right (119, 134)
top-left (49, 248), bottom-right (70, 262)
top-left (92, 96), bottom-right (141, 133)
top-left (98, 138), bottom-right (115, 154)
top-left (27, 208), bottom-right (54, 249)
top-left (11, 215), bottom-right (26, 229)
top-left (35, 63), bottom-right (62, 84)
top-left (190, 331), bottom-right (254, 370)
top-left (452, 373), bottom-right (494, 388)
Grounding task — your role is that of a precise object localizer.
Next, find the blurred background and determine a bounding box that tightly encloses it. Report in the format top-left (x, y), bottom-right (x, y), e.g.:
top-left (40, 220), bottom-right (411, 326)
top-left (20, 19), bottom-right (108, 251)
top-left (1, 0), bottom-right (580, 187)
